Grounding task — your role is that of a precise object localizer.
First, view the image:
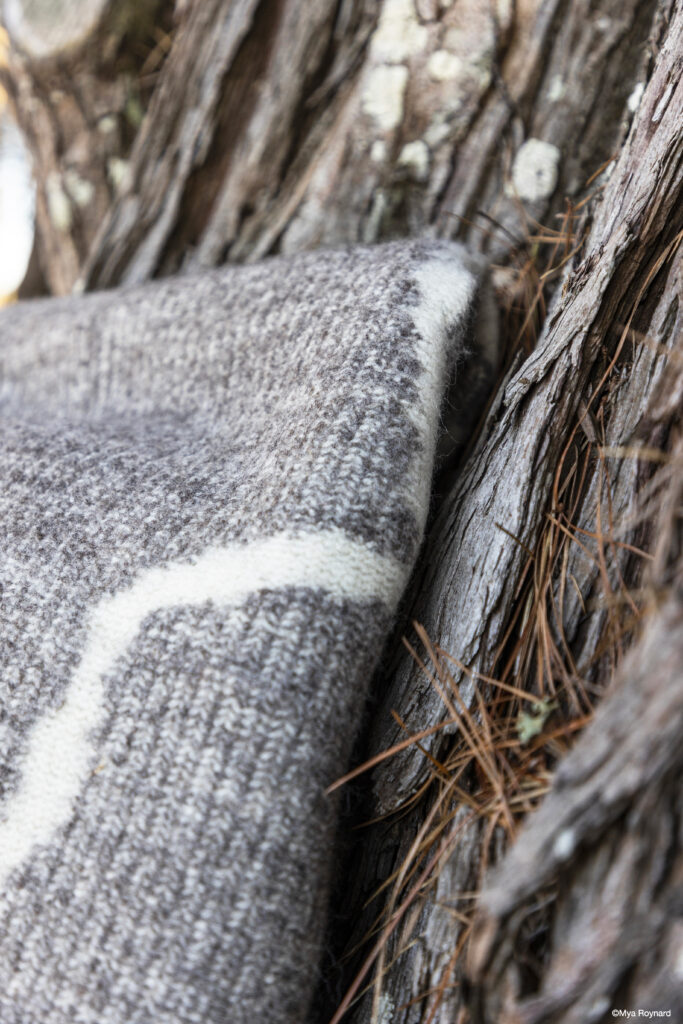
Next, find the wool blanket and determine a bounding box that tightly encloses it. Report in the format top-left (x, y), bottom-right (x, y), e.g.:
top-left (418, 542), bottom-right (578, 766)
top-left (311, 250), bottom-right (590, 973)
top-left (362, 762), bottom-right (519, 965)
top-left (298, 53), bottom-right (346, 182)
top-left (0, 240), bottom-right (497, 1023)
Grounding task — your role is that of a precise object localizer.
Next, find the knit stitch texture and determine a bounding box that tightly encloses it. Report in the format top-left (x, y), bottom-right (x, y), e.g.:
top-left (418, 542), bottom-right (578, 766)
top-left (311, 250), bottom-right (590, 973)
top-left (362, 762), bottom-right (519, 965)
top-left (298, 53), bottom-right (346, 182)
top-left (0, 240), bottom-right (497, 1023)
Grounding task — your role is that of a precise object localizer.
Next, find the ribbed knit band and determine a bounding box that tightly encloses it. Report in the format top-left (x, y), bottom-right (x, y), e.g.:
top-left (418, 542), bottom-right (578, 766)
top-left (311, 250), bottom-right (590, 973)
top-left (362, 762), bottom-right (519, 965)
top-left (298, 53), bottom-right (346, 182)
top-left (0, 240), bottom-right (497, 1023)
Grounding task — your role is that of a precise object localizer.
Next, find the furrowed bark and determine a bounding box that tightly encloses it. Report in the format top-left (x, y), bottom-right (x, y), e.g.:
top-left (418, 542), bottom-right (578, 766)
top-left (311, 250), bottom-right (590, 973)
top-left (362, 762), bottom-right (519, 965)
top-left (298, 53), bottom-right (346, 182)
top-left (9, 0), bottom-right (660, 292)
top-left (328, 6), bottom-right (683, 1023)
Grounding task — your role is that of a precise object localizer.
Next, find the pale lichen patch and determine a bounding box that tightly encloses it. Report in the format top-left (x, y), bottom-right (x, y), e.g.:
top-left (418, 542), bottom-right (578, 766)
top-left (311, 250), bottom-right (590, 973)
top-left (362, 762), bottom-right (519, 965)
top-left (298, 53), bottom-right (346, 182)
top-left (509, 138), bottom-right (560, 203)
top-left (441, 28), bottom-right (493, 89)
top-left (427, 49), bottom-right (464, 81)
top-left (107, 156), bottom-right (131, 192)
top-left (377, 993), bottom-right (395, 1024)
top-left (362, 65), bottom-right (409, 132)
top-left (371, 0), bottom-right (428, 63)
top-left (370, 140), bottom-right (387, 163)
top-left (548, 74), bottom-right (565, 102)
top-left (46, 173), bottom-right (72, 232)
top-left (97, 114), bottom-right (117, 135)
top-left (398, 139), bottom-right (430, 181)
top-left (64, 169), bottom-right (94, 208)
top-left (424, 116), bottom-right (453, 147)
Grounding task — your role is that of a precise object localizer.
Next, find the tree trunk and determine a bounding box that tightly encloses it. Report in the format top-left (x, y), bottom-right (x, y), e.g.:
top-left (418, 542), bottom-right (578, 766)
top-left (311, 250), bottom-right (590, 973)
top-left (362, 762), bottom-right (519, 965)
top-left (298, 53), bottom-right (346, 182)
top-left (0, 0), bottom-right (170, 294)
top-left (1, 0), bottom-right (681, 1022)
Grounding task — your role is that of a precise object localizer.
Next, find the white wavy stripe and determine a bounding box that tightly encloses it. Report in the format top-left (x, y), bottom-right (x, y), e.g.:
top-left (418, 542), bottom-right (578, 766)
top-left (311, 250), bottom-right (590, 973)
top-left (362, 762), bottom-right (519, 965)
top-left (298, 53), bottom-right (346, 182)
top-left (0, 529), bottom-right (407, 885)
top-left (403, 253), bottom-right (477, 535)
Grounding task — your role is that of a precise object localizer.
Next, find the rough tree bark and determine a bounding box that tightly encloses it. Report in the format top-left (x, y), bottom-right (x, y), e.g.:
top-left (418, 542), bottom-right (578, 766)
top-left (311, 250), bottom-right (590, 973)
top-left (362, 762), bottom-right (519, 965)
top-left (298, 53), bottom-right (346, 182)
top-left (0, 0), bottom-right (170, 294)
top-left (1, 1), bottom-right (681, 1022)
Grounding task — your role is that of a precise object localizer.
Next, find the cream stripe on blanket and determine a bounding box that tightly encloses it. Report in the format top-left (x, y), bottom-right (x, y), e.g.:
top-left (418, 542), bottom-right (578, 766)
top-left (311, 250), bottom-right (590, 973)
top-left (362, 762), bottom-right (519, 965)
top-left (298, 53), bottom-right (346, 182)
top-left (0, 240), bottom-right (497, 1024)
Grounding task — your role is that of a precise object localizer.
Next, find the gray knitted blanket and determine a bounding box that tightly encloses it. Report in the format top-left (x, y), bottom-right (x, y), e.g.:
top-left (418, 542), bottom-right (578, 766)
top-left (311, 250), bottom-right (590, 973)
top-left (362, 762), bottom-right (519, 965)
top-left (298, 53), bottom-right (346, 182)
top-left (0, 241), bottom-right (496, 1023)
